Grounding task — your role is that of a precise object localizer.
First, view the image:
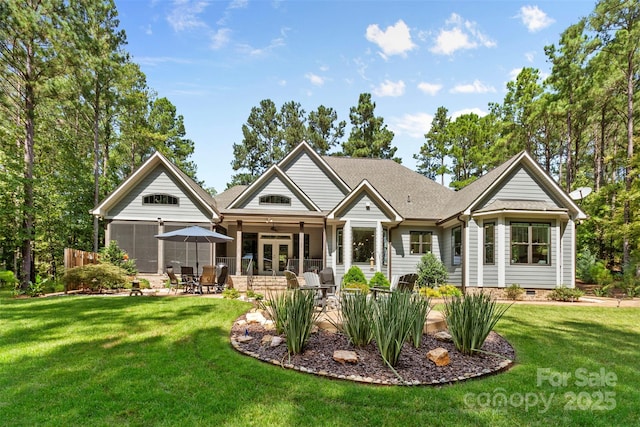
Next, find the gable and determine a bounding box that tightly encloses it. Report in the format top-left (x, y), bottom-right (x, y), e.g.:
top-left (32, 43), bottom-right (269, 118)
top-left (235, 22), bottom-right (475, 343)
top-left (334, 192), bottom-right (393, 221)
top-left (108, 165), bottom-right (214, 221)
top-left (475, 165), bottom-right (563, 211)
top-left (233, 173), bottom-right (316, 211)
top-left (279, 148), bottom-right (349, 211)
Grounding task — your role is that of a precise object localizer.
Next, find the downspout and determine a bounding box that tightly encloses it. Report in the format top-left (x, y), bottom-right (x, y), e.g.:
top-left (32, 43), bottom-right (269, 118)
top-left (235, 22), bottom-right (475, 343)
top-left (457, 214), bottom-right (467, 294)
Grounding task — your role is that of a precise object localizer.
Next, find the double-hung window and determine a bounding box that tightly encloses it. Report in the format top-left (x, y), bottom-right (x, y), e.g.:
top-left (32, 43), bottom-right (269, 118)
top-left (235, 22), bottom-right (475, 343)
top-left (484, 222), bottom-right (495, 264)
top-left (410, 231), bottom-right (432, 255)
top-left (452, 226), bottom-right (462, 265)
top-left (511, 222), bottom-right (550, 265)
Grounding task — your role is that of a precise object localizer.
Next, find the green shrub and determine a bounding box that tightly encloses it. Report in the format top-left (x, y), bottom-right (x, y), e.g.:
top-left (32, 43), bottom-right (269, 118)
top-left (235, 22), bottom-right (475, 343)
top-left (260, 291), bottom-right (289, 334)
top-left (334, 291), bottom-right (373, 347)
top-left (0, 270), bottom-right (18, 288)
top-left (276, 290), bottom-right (319, 355)
top-left (342, 266), bottom-right (367, 286)
top-left (505, 284), bottom-right (524, 301)
top-left (415, 252), bottom-right (448, 288)
top-left (438, 284), bottom-right (462, 297)
top-left (343, 282), bottom-right (369, 295)
top-left (246, 289), bottom-right (264, 300)
top-left (222, 288), bottom-right (240, 299)
top-left (576, 248), bottom-right (596, 283)
top-left (592, 285), bottom-right (611, 297)
top-left (419, 287), bottom-right (441, 298)
top-left (589, 261), bottom-right (612, 286)
top-left (27, 280), bottom-right (45, 297)
top-left (409, 295), bottom-right (431, 348)
top-left (63, 264), bottom-right (130, 291)
top-left (547, 286), bottom-right (584, 302)
top-left (443, 292), bottom-right (512, 356)
top-left (371, 291), bottom-right (423, 367)
top-left (99, 241), bottom-right (138, 275)
top-left (369, 272), bottom-right (390, 288)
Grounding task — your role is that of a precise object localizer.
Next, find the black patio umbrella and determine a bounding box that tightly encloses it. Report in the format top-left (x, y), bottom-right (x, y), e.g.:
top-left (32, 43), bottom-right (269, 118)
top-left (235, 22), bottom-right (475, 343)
top-left (154, 226), bottom-right (233, 275)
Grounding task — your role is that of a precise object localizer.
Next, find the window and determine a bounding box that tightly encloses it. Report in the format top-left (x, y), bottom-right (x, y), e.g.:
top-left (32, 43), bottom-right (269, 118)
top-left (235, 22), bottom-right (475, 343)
top-left (259, 194), bottom-right (291, 205)
top-left (484, 222), bottom-right (495, 264)
top-left (336, 227), bottom-right (343, 264)
top-left (410, 231), bottom-right (432, 254)
top-left (452, 226), bottom-right (462, 265)
top-left (511, 222), bottom-right (550, 265)
top-left (143, 194), bottom-right (178, 205)
top-left (352, 228), bottom-right (375, 263)
top-left (293, 234), bottom-right (310, 259)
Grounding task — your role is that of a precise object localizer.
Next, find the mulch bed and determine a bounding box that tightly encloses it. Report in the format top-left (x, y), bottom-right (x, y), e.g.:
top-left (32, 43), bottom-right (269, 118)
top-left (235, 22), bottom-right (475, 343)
top-left (230, 315), bottom-right (515, 386)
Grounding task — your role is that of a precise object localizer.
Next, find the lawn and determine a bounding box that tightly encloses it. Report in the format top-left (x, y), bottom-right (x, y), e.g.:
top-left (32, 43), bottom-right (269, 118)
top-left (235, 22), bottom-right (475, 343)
top-left (1, 290), bottom-right (638, 426)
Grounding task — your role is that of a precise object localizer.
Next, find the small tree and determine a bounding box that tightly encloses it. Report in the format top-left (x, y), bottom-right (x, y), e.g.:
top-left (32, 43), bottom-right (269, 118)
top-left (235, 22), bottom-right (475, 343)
top-left (415, 253), bottom-right (448, 288)
top-left (342, 265), bottom-right (367, 286)
top-left (99, 241), bottom-right (138, 275)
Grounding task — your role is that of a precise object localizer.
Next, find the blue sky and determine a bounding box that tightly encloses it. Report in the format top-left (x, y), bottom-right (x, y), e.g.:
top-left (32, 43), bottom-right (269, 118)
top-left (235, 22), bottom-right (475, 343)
top-left (114, 0), bottom-right (596, 192)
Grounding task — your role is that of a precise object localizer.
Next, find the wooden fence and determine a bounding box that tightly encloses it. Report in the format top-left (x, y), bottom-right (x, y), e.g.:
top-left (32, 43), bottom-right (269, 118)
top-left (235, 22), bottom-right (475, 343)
top-left (64, 248), bottom-right (99, 270)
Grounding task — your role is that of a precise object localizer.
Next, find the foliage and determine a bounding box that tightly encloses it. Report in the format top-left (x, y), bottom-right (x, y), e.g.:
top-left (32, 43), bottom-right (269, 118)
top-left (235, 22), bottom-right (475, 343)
top-left (443, 292), bottom-right (512, 356)
top-left (547, 286), bottom-right (585, 302)
top-left (343, 282), bottom-right (369, 295)
top-left (281, 290), bottom-right (319, 355)
top-left (0, 270), bottom-right (18, 288)
top-left (62, 263), bottom-right (129, 291)
top-left (418, 284), bottom-right (463, 298)
top-left (246, 289), bottom-right (264, 301)
top-left (259, 291), bottom-right (289, 335)
top-left (99, 241), bottom-right (138, 275)
top-left (589, 261), bottom-right (612, 286)
top-left (342, 265), bottom-right (367, 286)
top-left (409, 295), bottom-right (432, 348)
top-left (370, 291), bottom-right (421, 368)
top-left (334, 291), bottom-right (373, 347)
top-left (415, 252), bottom-right (448, 288)
top-left (222, 288), bottom-right (240, 299)
top-left (368, 272), bottom-right (390, 288)
top-left (505, 284), bottom-right (525, 301)
top-left (576, 248), bottom-right (597, 283)
top-left (27, 281), bottom-right (45, 298)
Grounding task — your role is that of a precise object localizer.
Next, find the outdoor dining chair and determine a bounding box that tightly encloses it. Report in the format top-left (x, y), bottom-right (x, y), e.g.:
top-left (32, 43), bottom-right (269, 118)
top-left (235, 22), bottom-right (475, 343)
top-left (199, 265), bottom-right (216, 293)
top-left (180, 266), bottom-right (196, 293)
top-left (397, 273), bottom-right (418, 293)
top-left (215, 264), bottom-right (229, 293)
top-left (166, 267), bottom-right (184, 294)
top-left (284, 270), bottom-right (300, 289)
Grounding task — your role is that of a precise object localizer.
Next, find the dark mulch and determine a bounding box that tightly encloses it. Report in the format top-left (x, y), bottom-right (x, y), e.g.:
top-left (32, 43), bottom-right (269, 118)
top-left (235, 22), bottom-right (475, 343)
top-left (231, 318), bottom-right (515, 385)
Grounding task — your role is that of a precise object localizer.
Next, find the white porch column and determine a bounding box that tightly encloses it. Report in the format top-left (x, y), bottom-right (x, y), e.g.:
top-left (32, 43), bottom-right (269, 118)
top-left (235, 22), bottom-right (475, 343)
top-left (556, 219), bottom-right (562, 287)
top-left (375, 221), bottom-right (383, 272)
top-left (344, 220), bottom-right (352, 271)
top-left (497, 216), bottom-right (505, 287)
top-left (477, 219), bottom-right (483, 287)
top-left (298, 222), bottom-right (304, 274)
top-left (235, 220), bottom-right (243, 275)
top-left (157, 218), bottom-right (165, 274)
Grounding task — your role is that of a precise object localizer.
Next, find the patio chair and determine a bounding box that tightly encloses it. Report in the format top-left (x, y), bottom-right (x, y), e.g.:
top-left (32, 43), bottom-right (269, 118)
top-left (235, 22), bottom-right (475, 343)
top-left (199, 265), bottom-right (217, 293)
top-left (215, 264), bottom-right (229, 293)
top-left (166, 267), bottom-right (183, 294)
top-left (181, 266), bottom-right (196, 293)
top-left (284, 270), bottom-right (300, 289)
top-left (397, 273), bottom-right (418, 293)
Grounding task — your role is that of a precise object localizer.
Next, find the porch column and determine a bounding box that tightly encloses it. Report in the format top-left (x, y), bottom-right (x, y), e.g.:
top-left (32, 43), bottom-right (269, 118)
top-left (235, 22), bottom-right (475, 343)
top-left (298, 222), bottom-right (305, 274)
top-left (157, 218), bottom-right (165, 274)
top-left (344, 220), bottom-right (352, 271)
top-left (236, 220), bottom-right (243, 275)
top-left (210, 223), bottom-right (216, 266)
top-left (375, 221), bottom-right (383, 272)
top-left (497, 216), bottom-right (505, 287)
top-left (322, 219), bottom-right (327, 269)
top-left (477, 219), bottom-right (483, 287)
top-left (555, 219), bottom-right (562, 287)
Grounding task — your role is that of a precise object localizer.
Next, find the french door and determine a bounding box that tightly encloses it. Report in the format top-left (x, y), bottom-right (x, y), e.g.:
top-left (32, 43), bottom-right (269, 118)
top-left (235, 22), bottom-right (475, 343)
top-left (258, 233), bottom-right (292, 275)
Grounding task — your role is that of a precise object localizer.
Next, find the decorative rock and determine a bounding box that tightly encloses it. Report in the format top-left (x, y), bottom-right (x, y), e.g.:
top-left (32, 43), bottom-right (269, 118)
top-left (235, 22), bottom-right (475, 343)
top-left (261, 334), bottom-right (274, 345)
top-left (427, 347), bottom-right (450, 366)
top-left (333, 350), bottom-right (358, 364)
top-left (245, 312), bottom-right (266, 324)
top-left (236, 335), bottom-right (254, 343)
top-left (263, 320), bottom-right (275, 330)
top-left (270, 336), bottom-right (284, 347)
top-left (434, 331), bottom-right (453, 342)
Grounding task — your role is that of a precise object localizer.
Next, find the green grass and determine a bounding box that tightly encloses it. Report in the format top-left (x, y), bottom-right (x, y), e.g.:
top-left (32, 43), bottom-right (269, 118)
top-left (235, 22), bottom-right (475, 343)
top-left (1, 289), bottom-right (638, 426)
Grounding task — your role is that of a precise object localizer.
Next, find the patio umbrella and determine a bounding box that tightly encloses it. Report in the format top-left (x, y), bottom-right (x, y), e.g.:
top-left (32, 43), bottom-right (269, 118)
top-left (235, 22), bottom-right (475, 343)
top-left (154, 226), bottom-right (234, 275)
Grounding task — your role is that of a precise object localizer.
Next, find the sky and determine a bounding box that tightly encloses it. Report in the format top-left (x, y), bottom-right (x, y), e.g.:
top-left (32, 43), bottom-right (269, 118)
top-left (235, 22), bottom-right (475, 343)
top-left (113, 0), bottom-right (597, 192)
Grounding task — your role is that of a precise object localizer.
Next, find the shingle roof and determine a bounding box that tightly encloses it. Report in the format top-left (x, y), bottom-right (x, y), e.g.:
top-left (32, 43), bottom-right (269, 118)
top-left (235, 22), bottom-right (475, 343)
top-left (474, 199), bottom-right (567, 214)
top-left (323, 156), bottom-right (455, 220)
top-left (214, 185), bottom-right (247, 209)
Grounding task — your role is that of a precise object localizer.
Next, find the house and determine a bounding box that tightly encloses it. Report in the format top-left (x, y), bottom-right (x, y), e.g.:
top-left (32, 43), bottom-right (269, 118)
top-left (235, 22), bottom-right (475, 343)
top-left (91, 141), bottom-right (587, 294)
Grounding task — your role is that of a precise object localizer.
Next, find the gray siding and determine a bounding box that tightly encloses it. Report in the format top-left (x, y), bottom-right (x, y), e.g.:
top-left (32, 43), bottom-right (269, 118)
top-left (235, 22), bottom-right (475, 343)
top-left (479, 166), bottom-right (562, 209)
top-left (109, 166), bottom-right (211, 221)
top-left (467, 219), bottom-right (478, 285)
top-left (338, 193), bottom-right (391, 220)
top-left (562, 220), bottom-right (574, 285)
top-left (238, 175), bottom-right (310, 210)
top-left (504, 218), bottom-right (557, 287)
top-left (390, 225), bottom-right (441, 276)
top-left (281, 151), bottom-right (347, 210)
top-left (443, 225), bottom-right (462, 285)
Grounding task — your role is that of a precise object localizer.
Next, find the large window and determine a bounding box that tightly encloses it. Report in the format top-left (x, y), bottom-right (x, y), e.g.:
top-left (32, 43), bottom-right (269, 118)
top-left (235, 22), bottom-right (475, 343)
top-left (143, 194), bottom-right (178, 205)
top-left (452, 226), bottom-right (462, 265)
top-left (259, 194), bottom-right (291, 205)
top-left (484, 222), bottom-right (495, 264)
top-left (336, 227), bottom-right (343, 264)
top-left (511, 222), bottom-right (550, 265)
top-left (410, 231), bottom-right (432, 254)
top-left (352, 228), bottom-right (375, 263)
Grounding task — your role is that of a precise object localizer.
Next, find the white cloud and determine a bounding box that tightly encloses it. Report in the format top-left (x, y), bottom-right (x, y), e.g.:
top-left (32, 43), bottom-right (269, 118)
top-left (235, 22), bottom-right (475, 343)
top-left (430, 13), bottom-right (495, 55)
top-left (509, 68), bottom-right (523, 81)
top-left (211, 28), bottom-right (231, 50)
top-left (451, 107), bottom-right (487, 119)
top-left (417, 82), bottom-right (443, 96)
top-left (229, 0), bottom-right (248, 9)
top-left (450, 80), bottom-right (496, 94)
top-left (525, 51), bottom-right (535, 62)
top-left (134, 56), bottom-right (194, 66)
top-left (238, 36), bottom-right (286, 57)
top-left (144, 24), bottom-right (153, 35)
top-left (518, 5), bottom-right (555, 33)
top-left (167, 0), bottom-right (209, 32)
top-left (390, 113), bottom-right (433, 138)
top-left (373, 79), bottom-right (405, 97)
top-left (305, 72), bottom-right (325, 86)
top-left (366, 19), bottom-right (416, 59)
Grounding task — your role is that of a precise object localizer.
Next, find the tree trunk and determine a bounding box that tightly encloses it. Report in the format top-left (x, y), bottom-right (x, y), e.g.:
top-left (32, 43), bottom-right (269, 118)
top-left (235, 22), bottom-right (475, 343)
top-left (93, 81), bottom-right (101, 252)
top-left (21, 57), bottom-right (35, 289)
top-left (622, 54), bottom-right (634, 267)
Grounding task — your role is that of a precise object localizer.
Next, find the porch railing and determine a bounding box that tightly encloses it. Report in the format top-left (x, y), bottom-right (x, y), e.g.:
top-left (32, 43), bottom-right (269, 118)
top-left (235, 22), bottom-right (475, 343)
top-left (215, 257), bottom-right (323, 276)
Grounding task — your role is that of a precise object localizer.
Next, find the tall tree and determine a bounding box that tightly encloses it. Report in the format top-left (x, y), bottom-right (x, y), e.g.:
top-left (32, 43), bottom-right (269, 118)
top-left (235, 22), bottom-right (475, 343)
top-left (415, 106), bottom-right (450, 183)
top-left (279, 101), bottom-right (307, 153)
top-left (307, 105), bottom-right (345, 155)
top-left (342, 93), bottom-right (398, 161)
